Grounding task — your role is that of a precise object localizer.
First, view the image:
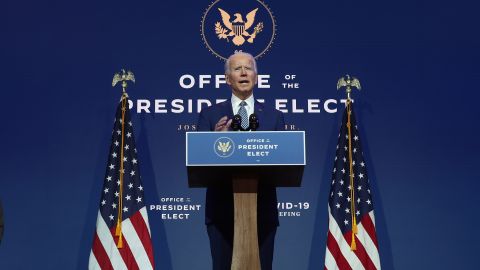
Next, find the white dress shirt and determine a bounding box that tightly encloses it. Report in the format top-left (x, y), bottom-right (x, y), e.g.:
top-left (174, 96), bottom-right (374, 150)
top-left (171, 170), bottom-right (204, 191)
top-left (231, 94), bottom-right (255, 117)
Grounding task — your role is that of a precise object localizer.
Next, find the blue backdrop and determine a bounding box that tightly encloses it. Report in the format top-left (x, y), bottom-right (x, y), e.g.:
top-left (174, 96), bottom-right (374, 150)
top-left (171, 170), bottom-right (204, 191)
top-left (1, 0), bottom-right (479, 269)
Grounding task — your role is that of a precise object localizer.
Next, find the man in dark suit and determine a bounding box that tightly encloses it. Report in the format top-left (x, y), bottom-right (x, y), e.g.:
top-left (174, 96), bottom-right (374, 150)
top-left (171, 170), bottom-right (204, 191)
top-left (197, 52), bottom-right (285, 270)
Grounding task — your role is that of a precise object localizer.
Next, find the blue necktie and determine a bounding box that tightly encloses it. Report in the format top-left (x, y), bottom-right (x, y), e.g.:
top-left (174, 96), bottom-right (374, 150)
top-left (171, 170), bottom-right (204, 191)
top-left (238, 101), bottom-right (249, 129)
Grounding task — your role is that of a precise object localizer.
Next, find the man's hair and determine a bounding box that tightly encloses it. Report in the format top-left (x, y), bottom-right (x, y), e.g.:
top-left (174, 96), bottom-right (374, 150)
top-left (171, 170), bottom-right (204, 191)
top-left (224, 52), bottom-right (258, 74)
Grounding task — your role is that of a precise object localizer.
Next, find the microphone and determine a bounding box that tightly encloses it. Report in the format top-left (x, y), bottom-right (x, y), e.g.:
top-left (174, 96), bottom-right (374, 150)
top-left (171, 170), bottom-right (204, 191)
top-left (249, 113), bottom-right (259, 131)
top-left (232, 114), bottom-right (242, 131)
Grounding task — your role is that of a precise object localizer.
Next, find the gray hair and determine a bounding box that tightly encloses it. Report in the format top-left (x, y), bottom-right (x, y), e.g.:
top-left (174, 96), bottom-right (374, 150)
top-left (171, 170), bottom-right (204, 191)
top-left (224, 52), bottom-right (258, 74)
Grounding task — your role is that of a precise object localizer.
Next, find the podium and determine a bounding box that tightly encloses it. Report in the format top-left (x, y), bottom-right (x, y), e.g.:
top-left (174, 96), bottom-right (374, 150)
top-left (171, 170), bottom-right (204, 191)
top-left (186, 131), bottom-right (305, 270)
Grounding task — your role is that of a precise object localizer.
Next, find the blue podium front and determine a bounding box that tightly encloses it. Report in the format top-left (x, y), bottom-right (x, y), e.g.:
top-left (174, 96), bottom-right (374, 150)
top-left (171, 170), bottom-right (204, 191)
top-left (186, 131), bottom-right (306, 187)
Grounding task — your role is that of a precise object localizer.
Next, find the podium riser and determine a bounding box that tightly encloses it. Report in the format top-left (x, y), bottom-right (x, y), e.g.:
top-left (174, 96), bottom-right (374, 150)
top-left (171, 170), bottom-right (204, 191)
top-left (231, 178), bottom-right (261, 270)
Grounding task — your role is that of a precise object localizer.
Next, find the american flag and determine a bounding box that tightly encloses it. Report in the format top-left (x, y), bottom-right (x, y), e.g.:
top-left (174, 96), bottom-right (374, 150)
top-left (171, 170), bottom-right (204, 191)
top-left (89, 96), bottom-right (155, 270)
top-left (324, 102), bottom-right (381, 270)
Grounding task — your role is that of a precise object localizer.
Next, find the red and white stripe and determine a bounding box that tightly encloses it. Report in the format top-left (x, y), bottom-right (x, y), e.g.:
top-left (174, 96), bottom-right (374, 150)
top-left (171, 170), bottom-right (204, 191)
top-left (325, 209), bottom-right (381, 270)
top-left (89, 207), bottom-right (154, 270)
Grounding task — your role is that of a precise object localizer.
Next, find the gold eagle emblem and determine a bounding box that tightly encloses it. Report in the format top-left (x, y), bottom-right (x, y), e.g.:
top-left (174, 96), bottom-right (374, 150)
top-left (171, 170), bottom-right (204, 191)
top-left (112, 69), bottom-right (135, 88)
top-left (337, 75), bottom-right (361, 100)
top-left (217, 141), bottom-right (232, 154)
top-left (337, 75), bottom-right (361, 91)
top-left (215, 8), bottom-right (264, 46)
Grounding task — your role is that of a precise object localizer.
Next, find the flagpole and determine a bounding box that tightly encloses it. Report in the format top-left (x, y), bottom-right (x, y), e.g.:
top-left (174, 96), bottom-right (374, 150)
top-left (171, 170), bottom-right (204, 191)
top-left (112, 69), bottom-right (136, 248)
top-left (337, 74), bottom-right (362, 250)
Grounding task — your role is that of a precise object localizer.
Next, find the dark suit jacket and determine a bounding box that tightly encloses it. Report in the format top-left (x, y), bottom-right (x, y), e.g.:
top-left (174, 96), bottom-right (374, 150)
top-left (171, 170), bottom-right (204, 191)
top-left (197, 99), bottom-right (285, 229)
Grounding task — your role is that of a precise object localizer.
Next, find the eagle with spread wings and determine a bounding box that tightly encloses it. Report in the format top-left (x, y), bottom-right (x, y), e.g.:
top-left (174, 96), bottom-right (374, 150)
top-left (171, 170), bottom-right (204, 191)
top-left (337, 75), bottom-right (361, 100)
top-left (112, 69), bottom-right (135, 88)
top-left (337, 75), bottom-right (361, 91)
top-left (215, 8), bottom-right (263, 46)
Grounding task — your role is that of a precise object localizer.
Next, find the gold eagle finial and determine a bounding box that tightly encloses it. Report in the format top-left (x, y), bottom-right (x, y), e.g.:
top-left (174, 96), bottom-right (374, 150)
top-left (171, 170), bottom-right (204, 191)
top-left (112, 69), bottom-right (135, 93)
top-left (337, 74), bottom-right (361, 100)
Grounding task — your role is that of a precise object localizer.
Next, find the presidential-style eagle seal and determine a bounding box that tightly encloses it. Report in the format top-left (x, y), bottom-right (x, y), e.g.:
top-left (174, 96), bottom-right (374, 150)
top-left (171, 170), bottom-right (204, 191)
top-left (201, 0), bottom-right (276, 60)
top-left (215, 8), bottom-right (263, 46)
top-left (214, 137), bottom-right (235, 158)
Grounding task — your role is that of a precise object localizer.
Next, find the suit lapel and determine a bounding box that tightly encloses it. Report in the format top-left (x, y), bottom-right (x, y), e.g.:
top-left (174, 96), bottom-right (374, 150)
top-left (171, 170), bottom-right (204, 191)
top-left (220, 100), bottom-right (234, 118)
top-left (254, 100), bottom-right (266, 131)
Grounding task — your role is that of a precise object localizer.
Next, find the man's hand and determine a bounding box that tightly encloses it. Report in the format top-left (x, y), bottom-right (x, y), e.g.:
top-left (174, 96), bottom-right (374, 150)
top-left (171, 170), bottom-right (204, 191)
top-left (215, 116), bottom-right (232, 131)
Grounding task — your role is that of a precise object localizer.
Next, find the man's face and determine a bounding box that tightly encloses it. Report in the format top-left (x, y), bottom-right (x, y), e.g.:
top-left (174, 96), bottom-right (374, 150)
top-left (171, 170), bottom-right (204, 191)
top-left (226, 54), bottom-right (257, 99)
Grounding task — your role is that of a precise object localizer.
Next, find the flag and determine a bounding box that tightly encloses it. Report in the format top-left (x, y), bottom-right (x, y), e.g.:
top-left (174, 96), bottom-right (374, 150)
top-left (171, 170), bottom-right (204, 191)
top-left (324, 101), bottom-right (381, 270)
top-left (89, 95), bottom-right (154, 270)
